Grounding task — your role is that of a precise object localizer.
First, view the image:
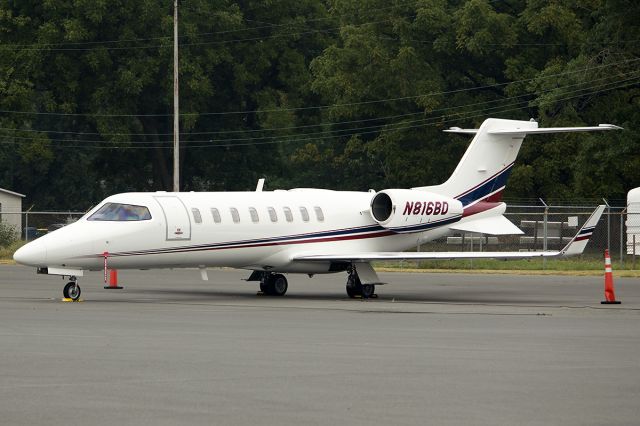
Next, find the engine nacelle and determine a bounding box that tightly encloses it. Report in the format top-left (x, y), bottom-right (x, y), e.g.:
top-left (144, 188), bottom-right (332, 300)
top-left (370, 189), bottom-right (463, 233)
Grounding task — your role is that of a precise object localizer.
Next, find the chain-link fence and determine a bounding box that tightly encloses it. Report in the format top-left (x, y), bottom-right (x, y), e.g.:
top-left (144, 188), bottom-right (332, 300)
top-left (413, 205), bottom-right (638, 269)
top-left (2, 205), bottom-right (639, 269)
top-left (0, 211), bottom-right (85, 242)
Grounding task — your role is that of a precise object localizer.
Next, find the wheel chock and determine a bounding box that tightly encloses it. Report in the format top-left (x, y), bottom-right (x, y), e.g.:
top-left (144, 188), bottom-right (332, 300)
top-left (61, 298), bottom-right (83, 302)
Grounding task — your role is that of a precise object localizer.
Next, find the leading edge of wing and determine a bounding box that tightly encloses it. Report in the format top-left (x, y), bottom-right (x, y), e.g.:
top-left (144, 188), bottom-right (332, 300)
top-left (292, 250), bottom-right (561, 262)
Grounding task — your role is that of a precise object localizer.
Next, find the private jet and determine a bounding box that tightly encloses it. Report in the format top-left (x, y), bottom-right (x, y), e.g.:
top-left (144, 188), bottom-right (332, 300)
top-left (14, 118), bottom-right (619, 300)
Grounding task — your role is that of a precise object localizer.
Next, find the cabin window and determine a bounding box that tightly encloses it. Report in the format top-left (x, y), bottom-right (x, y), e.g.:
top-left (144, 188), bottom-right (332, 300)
top-left (283, 207), bottom-right (293, 222)
top-left (191, 208), bottom-right (202, 224)
top-left (268, 207), bottom-right (278, 222)
top-left (299, 207), bottom-right (310, 222)
top-left (88, 203), bottom-right (152, 221)
top-left (210, 208), bottom-right (221, 223)
top-left (230, 207), bottom-right (240, 223)
top-left (314, 206), bottom-right (325, 222)
top-left (249, 207), bottom-right (259, 223)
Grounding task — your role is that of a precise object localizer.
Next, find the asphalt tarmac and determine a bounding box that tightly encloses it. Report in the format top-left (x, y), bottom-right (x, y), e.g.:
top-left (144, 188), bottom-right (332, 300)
top-left (1, 265), bottom-right (639, 425)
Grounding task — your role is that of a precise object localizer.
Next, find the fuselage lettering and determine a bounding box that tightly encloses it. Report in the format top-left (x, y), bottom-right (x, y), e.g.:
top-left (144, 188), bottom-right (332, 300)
top-left (402, 200), bottom-right (450, 216)
top-left (403, 202), bottom-right (414, 215)
top-left (413, 202), bottom-right (422, 215)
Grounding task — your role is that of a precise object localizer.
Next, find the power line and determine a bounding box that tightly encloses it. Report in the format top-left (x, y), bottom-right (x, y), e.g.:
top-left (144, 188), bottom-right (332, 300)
top-left (2, 0), bottom-right (634, 51)
top-left (1, 57), bottom-right (637, 118)
top-left (0, 16), bottom-right (391, 52)
top-left (1, 69), bottom-right (636, 144)
top-left (1, 73), bottom-right (634, 149)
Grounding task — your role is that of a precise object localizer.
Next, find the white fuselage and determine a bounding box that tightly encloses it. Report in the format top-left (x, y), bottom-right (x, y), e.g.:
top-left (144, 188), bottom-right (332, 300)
top-left (15, 188), bottom-right (481, 274)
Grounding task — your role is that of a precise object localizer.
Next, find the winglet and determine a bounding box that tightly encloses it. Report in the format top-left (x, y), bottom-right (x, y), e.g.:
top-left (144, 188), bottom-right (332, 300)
top-left (560, 205), bottom-right (605, 256)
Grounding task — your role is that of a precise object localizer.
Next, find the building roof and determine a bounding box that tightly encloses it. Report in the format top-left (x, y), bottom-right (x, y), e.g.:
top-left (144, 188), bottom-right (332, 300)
top-left (0, 188), bottom-right (26, 198)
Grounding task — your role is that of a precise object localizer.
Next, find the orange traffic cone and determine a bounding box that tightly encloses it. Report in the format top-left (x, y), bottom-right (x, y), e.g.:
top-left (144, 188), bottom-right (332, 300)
top-left (104, 269), bottom-right (123, 290)
top-left (601, 249), bottom-right (620, 304)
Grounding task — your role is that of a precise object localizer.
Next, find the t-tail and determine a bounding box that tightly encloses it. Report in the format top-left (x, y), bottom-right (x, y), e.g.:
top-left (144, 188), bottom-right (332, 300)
top-left (412, 118), bottom-right (621, 234)
top-left (413, 118), bottom-right (621, 225)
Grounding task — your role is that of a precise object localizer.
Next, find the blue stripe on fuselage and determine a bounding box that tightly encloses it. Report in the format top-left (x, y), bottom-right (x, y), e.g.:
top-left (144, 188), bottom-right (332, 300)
top-left (455, 164), bottom-right (514, 207)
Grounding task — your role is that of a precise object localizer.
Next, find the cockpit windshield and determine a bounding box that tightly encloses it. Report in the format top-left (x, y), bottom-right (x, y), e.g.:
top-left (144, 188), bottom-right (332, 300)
top-left (88, 203), bottom-right (152, 221)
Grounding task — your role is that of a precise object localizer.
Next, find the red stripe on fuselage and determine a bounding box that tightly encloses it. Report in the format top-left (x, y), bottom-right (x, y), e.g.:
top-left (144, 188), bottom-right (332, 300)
top-left (185, 229), bottom-right (397, 253)
top-left (92, 229), bottom-right (397, 259)
top-left (461, 188), bottom-right (504, 218)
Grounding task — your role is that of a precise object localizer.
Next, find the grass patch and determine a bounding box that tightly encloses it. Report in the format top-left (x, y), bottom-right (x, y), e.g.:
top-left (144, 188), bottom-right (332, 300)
top-left (374, 257), bottom-right (640, 274)
top-left (0, 240), bottom-right (25, 263)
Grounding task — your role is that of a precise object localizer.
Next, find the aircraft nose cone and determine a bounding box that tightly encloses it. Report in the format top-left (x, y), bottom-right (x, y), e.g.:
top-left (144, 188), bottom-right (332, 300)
top-left (13, 241), bottom-right (47, 266)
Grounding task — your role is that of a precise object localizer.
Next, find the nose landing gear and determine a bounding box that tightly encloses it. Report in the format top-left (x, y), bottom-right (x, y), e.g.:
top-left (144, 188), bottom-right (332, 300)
top-left (62, 277), bottom-right (81, 301)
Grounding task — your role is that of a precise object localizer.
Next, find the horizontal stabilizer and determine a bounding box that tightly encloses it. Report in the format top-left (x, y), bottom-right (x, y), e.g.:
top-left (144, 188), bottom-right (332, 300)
top-left (443, 127), bottom-right (478, 134)
top-left (489, 124), bottom-right (622, 135)
top-left (444, 123), bottom-right (622, 135)
top-left (449, 215), bottom-right (523, 235)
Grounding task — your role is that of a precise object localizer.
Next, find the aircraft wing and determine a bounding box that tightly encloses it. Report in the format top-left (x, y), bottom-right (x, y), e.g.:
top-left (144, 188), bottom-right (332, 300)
top-left (292, 206), bottom-right (605, 263)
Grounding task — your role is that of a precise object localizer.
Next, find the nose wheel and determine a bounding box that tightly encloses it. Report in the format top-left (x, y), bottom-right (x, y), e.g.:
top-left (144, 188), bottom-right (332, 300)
top-left (63, 279), bottom-right (81, 301)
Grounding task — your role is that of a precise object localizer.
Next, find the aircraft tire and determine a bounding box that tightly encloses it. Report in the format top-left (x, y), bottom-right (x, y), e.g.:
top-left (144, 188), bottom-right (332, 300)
top-left (346, 275), bottom-right (360, 298)
top-left (346, 285), bottom-right (357, 298)
top-left (361, 284), bottom-right (375, 299)
top-left (270, 274), bottom-right (288, 296)
top-left (63, 282), bottom-right (81, 300)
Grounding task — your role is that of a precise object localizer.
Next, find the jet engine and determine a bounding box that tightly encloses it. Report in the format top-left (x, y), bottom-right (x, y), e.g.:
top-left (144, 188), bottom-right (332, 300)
top-left (370, 189), bottom-right (463, 233)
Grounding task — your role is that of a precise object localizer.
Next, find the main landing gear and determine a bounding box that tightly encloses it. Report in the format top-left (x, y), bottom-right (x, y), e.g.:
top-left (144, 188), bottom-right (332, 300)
top-left (345, 266), bottom-right (375, 299)
top-left (259, 273), bottom-right (288, 296)
top-left (62, 276), bottom-right (81, 301)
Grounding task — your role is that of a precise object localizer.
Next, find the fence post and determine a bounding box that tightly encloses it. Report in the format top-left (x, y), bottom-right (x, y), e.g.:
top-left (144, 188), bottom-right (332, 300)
top-left (620, 208), bottom-right (625, 268)
top-left (25, 212), bottom-right (29, 242)
top-left (540, 199), bottom-right (548, 270)
top-left (608, 204), bottom-right (611, 250)
top-left (603, 198), bottom-right (611, 250)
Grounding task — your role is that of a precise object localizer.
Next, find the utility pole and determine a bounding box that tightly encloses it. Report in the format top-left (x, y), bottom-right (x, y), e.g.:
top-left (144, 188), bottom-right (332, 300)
top-left (172, 0), bottom-right (180, 192)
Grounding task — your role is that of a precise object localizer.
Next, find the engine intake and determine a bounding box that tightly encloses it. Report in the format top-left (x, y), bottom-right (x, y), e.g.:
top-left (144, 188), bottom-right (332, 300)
top-left (370, 189), bottom-right (463, 233)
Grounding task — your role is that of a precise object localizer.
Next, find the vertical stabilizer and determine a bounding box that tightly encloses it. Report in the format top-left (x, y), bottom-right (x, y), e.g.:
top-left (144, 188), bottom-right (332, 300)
top-left (414, 118), bottom-right (537, 208)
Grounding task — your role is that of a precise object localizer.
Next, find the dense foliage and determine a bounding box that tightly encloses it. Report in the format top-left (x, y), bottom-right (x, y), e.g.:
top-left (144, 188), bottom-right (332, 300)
top-left (0, 219), bottom-right (17, 247)
top-left (0, 0), bottom-right (638, 210)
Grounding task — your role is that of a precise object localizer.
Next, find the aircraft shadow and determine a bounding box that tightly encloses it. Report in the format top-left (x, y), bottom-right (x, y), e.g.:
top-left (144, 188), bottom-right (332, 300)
top-left (96, 287), bottom-right (559, 306)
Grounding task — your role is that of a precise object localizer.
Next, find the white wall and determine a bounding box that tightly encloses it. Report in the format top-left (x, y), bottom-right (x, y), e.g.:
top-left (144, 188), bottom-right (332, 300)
top-left (627, 188), bottom-right (640, 255)
top-left (0, 192), bottom-right (23, 238)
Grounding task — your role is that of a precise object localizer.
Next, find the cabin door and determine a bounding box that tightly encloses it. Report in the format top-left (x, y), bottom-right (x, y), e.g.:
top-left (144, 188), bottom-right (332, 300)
top-left (154, 196), bottom-right (192, 241)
